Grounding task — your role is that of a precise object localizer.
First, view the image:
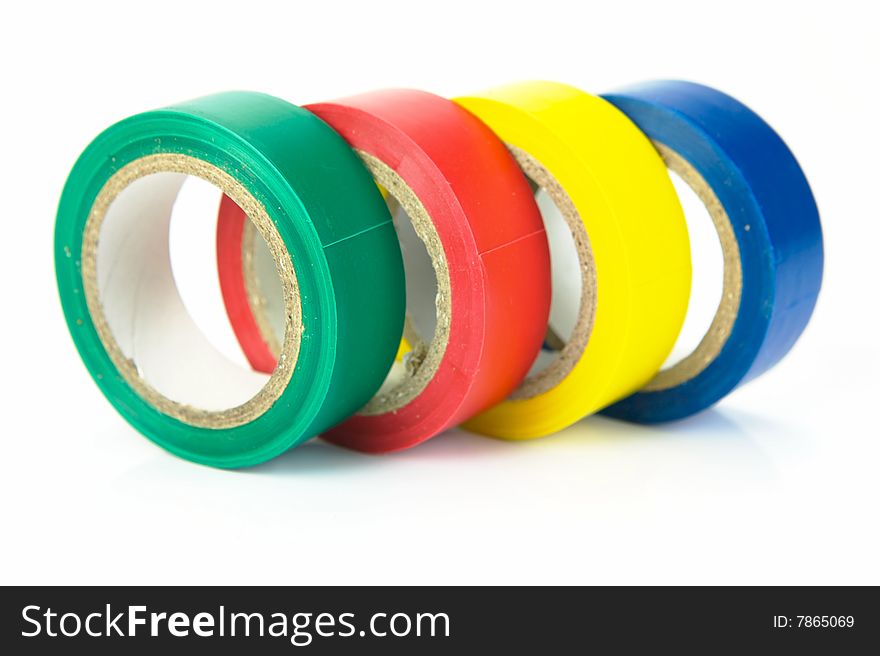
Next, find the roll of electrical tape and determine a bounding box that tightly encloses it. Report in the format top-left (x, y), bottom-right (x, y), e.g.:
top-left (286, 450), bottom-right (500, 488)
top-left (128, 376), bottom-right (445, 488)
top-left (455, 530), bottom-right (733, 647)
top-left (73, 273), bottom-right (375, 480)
top-left (55, 92), bottom-right (405, 467)
top-left (455, 81), bottom-right (692, 439)
top-left (217, 89), bottom-right (552, 452)
top-left (601, 80), bottom-right (824, 422)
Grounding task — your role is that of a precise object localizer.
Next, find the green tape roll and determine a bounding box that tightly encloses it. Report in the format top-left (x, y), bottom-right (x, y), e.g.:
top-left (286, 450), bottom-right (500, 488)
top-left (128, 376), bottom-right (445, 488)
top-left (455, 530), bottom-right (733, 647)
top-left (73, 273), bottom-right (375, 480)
top-left (55, 92), bottom-right (405, 468)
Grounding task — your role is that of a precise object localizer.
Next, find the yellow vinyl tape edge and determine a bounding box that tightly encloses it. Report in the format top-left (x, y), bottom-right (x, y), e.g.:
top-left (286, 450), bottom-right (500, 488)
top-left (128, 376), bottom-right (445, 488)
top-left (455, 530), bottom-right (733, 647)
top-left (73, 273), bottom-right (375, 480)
top-left (455, 81), bottom-right (691, 439)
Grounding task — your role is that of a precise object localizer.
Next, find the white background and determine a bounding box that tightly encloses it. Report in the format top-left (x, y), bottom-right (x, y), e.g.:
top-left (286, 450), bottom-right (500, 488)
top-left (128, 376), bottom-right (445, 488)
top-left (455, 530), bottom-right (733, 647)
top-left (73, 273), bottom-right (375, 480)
top-left (1, 0), bottom-right (878, 585)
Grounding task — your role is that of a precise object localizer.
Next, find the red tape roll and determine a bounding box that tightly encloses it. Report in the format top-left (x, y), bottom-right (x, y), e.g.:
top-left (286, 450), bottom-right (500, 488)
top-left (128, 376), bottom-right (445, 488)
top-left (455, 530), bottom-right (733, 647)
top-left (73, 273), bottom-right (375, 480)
top-left (218, 89), bottom-right (551, 451)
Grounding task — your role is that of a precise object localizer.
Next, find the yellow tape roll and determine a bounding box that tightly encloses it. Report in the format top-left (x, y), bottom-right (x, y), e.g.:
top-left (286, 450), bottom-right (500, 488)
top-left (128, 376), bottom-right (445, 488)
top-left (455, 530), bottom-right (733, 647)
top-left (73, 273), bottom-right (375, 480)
top-left (455, 81), bottom-right (691, 438)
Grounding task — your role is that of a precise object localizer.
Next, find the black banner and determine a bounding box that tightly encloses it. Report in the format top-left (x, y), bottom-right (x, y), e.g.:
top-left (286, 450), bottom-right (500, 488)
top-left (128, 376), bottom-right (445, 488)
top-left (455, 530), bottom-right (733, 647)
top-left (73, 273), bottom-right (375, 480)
top-left (1, 586), bottom-right (876, 653)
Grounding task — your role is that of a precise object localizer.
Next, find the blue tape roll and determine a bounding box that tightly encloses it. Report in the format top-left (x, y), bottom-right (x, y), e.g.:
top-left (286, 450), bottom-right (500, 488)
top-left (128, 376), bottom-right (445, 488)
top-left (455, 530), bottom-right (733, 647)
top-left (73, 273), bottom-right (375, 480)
top-left (601, 80), bottom-right (823, 423)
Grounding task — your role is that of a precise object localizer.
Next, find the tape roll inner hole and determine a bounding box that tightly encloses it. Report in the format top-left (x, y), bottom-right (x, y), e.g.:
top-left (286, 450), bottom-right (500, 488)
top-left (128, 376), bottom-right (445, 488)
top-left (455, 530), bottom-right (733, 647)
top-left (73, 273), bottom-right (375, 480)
top-left (240, 151), bottom-right (451, 416)
top-left (82, 154), bottom-right (300, 429)
top-left (508, 147), bottom-right (596, 400)
top-left (643, 142), bottom-right (743, 392)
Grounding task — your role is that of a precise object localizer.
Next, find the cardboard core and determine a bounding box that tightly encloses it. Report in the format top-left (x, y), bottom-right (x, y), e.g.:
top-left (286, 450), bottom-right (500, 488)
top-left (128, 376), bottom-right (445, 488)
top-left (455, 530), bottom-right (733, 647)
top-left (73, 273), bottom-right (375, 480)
top-left (356, 152), bottom-right (451, 415)
top-left (642, 143), bottom-right (743, 392)
top-left (81, 154), bottom-right (301, 429)
top-left (508, 146), bottom-right (597, 400)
